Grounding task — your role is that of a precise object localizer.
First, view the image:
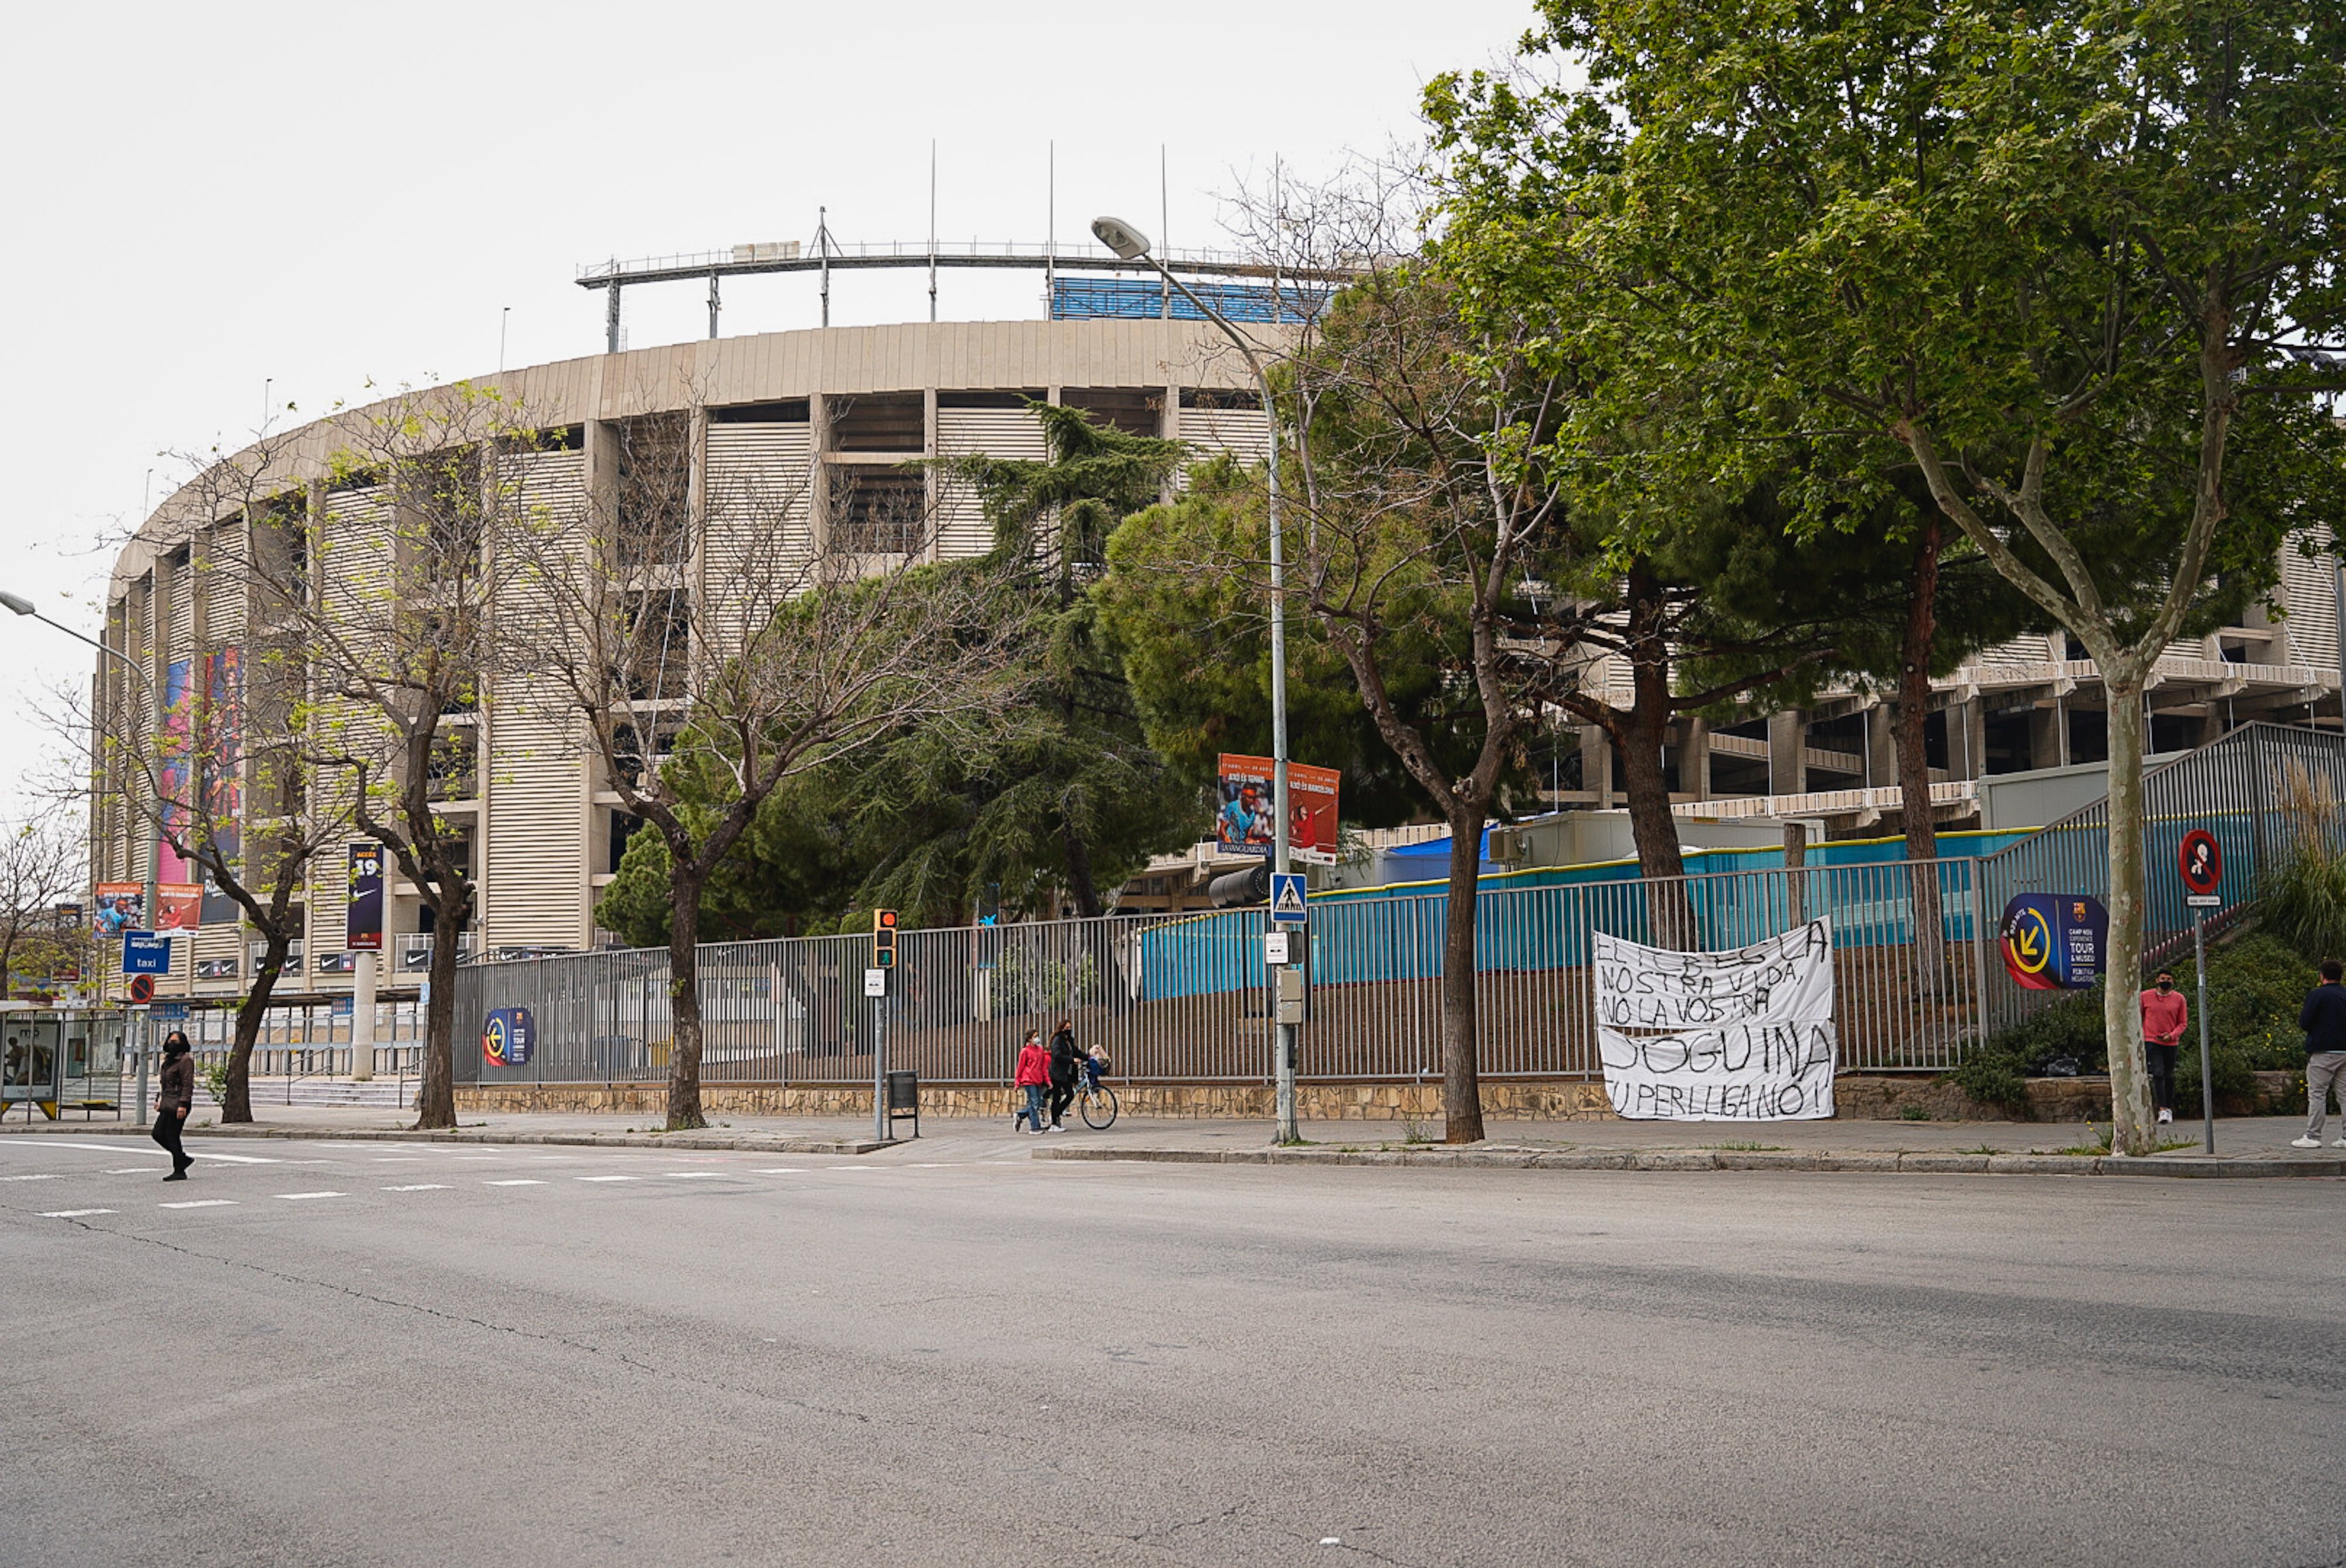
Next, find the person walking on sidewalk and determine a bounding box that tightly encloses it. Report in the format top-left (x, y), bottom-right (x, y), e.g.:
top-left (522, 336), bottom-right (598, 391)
top-left (2294, 959), bottom-right (2346, 1149)
top-left (152, 1031), bottom-right (195, 1180)
top-left (1013, 1030), bottom-right (1051, 1135)
top-left (1046, 1019), bottom-right (1079, 1131)
top-left (2139, 970), bottom-right (2188, 1125)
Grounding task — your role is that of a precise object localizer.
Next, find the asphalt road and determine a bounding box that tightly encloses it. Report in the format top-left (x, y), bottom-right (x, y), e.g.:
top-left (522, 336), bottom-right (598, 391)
top-left (2, 1133), bottom-right (2340, 1568)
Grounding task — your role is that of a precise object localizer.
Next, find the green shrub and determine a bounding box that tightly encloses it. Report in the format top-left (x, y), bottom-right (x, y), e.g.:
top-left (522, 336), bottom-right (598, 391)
top-left (2257, 836), bottom-right (2346, 960)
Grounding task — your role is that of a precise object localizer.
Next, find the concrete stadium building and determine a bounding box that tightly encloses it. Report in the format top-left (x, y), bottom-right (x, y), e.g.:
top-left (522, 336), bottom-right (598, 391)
top-left (96, 315), bottom-right (1279, 1010)
top-left (95, 296), bottom-right (2346, 1014)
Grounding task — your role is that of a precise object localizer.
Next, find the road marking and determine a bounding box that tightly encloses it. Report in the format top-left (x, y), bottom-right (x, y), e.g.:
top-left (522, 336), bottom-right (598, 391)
top-left (176, 1151), bottom-right (282, 1165)
top-left (383, 1184), bottom-right (450, 1192)
top-left (160, 1199), bottom-right (236, 1209)
top-left (660, 1172), bottom-right (724, 1179)
top-left (0, 1173), bottom-right (60, 1182)
top-left (40, 1209), bottom-right (115, 1218)
top-left (752, 1168), bottom-right (805, 1174)
top-left (0, 1141), bottom-right (158, 1156)
top-left (577, 1175), bottom-right (639, 1182)
top-left (483, 1179), bottom-right (545, 1186)
top-left (372, 1158), bottom-right (426, 1163)
top-left (276, 1192), bottom-right (346, 1201)
top-left (107, 1167), bottom-right (163, 1174)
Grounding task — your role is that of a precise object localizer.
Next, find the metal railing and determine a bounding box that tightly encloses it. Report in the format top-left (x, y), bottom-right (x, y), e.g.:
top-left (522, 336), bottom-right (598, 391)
top-left (455, 853), bottom-right (1995, 1088)
top-left (1974, 721), bottom-right (2346, 1032)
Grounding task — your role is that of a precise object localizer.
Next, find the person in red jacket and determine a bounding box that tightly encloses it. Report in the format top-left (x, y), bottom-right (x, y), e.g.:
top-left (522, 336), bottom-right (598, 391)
top-left (1012, 1030), bottom-right (1050, 1134)
top-left (2138, 970), bottom-right (2188, 1125)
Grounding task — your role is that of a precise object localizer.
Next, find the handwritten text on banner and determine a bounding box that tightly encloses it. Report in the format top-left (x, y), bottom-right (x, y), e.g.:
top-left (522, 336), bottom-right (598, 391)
top-left (1593, 921), bottom-right (1838, 1121)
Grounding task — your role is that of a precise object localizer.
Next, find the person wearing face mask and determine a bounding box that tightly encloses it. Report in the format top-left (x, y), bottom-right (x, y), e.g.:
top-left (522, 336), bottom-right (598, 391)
top-left (2138, 970), bottom-right (2188, 1125)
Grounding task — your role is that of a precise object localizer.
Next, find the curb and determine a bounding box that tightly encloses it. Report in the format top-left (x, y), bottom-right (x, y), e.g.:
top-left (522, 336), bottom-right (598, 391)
top-left (1029, 1145), bottom-right (2346, 1179)
top-left (0, 1123), bottom-right (894, 1156)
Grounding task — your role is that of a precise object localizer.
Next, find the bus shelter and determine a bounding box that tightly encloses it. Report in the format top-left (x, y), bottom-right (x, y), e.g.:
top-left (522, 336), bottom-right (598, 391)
top-left (1, 1004), bottom-right (129, 1123)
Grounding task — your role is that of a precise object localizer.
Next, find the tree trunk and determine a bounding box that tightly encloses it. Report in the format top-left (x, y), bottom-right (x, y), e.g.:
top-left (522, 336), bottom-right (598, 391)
top-left (1897, 521), bottom-right (1947, 996)
top-left (665, 869), bottom-right (707, 1131)
top-left (1615, 568), bottom-right (1693, 948)
top-left (222, 934), bottom-right (291, 1124)
top-left (415, 920), bottom-right (460, 1131)
top-left (1062, 816), bottom-right (1103, 920)
top-left (1439, 805), bottom-right (1485, 1143)
top-left (2100, 678), bottom-right (2156, 1156)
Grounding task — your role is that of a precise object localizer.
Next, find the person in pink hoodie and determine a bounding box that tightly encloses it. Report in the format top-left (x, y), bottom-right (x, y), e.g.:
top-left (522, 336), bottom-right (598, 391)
top-left (1012, 1030), bottom-right (1051, 1134)
top-left (2139, 970), bottom-right (2188, 1125)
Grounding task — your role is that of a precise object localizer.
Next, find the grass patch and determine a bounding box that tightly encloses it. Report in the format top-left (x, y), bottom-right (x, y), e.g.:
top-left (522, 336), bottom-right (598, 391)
top-left (1899, 1103), bottom-right (1931, 1121)
top-left (1707, 1141), bottom-right (1788, 1152)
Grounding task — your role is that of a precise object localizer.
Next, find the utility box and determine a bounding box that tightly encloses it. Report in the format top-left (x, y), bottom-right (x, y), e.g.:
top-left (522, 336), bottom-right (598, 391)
top-left (1274, 966), bottom-right (1307, 1026)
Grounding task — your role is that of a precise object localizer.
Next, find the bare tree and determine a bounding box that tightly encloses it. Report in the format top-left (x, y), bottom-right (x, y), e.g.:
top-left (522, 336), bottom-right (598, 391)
top-left (0, 808), bottom-right (84, 1000)
top-left (266, 383), bottom-right (543, 1131)
top-left (1222, 164), bottom-right (1572, 1143)
top-left (52, 427), bottom-right (357, 1119)
top-left (519, 399), bottom-right (1023, 1131)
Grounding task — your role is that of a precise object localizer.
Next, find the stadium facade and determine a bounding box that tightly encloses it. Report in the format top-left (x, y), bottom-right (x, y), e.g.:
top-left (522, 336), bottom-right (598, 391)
top-left (96, 313), bottom-right (2346, 1009)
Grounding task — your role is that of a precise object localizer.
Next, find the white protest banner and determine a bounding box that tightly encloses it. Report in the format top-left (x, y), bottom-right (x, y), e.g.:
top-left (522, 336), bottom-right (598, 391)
top-left (1591, 920), bottom-right (1833, 1030)
top-left (1596, 1021), bottom-right (1838, 1120)
top-left (1594, 920), bottom-right (1838, 1121)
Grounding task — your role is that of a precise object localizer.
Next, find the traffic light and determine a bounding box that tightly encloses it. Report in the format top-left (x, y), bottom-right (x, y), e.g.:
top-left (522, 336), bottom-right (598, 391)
top-left (872, 908), bottom-right (897, 969)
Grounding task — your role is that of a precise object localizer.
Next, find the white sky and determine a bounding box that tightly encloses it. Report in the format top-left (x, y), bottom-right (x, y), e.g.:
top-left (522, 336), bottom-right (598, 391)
top-left (0, 0), bottom-right (1537, 820)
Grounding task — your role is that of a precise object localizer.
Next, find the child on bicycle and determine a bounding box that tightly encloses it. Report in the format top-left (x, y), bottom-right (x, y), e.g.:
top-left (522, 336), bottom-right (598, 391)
top-left (1083, 1044), bottom-right (1110, 1091)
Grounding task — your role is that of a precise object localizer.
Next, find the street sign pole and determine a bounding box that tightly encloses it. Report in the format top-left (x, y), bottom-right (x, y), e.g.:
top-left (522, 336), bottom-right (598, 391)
top-left (2186, 906), bottom-right (2205, 1150)
top-left (872, 990), bottom-right (887, 1144)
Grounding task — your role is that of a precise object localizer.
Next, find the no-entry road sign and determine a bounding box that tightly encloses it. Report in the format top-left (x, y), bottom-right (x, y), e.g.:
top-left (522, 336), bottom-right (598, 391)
top-left (2178, 830), bottom-right (2223, 906)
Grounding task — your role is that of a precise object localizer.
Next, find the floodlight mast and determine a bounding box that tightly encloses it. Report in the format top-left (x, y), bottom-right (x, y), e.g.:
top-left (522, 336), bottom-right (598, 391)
top-left (1091, 214), bottom-right (1300, 1145)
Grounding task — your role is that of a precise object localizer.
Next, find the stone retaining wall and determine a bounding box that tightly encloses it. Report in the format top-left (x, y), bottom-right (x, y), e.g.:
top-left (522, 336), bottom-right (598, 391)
top-left (459, 1072), bottom-right (2303, 1122)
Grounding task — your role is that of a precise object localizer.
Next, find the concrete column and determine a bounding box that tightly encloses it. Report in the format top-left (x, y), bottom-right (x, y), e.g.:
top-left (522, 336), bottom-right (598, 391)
top-left (2030, 698), bottom-right (2069, 771)
top-left (1866, 701), bottom-right (1898, 794)
top-left (1682, 718), bottom-right (1711, 800)
top-left (1952, 697), bottom-right (1986, 781)
top-left (351, 949), bottom-right (376, 1081)
top-left (1768, 710), bottom-right (1807, 797)
top-left (1582, 725), bottom-right (1613, 809)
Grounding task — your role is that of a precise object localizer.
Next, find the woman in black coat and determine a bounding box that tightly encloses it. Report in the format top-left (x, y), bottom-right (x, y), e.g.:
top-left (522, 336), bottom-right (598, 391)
top-left (152, 1031), bottom-right (195, 1180)
top-left (1046, 1019), bottom-right (1080, 1131)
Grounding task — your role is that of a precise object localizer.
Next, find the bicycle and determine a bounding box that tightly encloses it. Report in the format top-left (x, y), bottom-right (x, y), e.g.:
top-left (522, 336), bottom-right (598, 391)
top-left (1072, 1073), bottom-right (1118, 1130)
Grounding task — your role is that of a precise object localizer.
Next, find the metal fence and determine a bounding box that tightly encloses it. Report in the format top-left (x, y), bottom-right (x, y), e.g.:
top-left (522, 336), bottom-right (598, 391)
top-left (1974, 721), bottom-right (2346, 1033)
top-left (455, 851), bottom-right (1996, 1088)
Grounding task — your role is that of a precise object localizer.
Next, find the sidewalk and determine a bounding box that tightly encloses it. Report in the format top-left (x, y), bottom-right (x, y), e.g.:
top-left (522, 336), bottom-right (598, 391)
top-left (4, 1102), bottom-right (2338, 1176)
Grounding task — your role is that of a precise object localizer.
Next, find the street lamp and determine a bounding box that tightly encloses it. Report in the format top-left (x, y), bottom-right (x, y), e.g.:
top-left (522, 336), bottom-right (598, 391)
top-left (2, 590), bottom-right (165, 1118)
top-left (1093, 215), bottom-right (1301, 1144)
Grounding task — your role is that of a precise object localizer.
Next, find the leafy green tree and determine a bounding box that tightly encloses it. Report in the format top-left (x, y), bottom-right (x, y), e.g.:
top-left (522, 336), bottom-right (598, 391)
top-left (929, 401), bottom-right (1197, 916)
top-left (1429, 0), bottom-right (2346, 1152)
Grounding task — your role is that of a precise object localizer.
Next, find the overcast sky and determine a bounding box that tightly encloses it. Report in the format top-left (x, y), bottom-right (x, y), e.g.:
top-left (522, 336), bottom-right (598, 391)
top-left (0, 0), bottom-right (1539, 821)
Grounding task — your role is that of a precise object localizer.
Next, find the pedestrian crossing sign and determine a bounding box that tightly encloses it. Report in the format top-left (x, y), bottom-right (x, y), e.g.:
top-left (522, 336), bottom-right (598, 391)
top-left (1270, 873), bottom-right (1308, 925)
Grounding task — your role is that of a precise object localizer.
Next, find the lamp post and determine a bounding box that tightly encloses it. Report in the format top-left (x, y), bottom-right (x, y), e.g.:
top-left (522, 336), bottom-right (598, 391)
top-left (1, 590), bottom-right (165, 1120)
top-left (1091, 215), bottom-right (1300, 1143)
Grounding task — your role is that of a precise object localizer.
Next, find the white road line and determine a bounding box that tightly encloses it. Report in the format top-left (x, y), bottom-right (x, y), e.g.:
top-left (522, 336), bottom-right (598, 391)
top-left (0, 1141), bottom-right (157, 1156)
top-left (483, 1179), bottom-right (545, 1186)
top-left (383, 1184), bottom-right (450, 1192)
top-left (660, 1172), bottom-right (724, 1179)
top-left (576, 1175), bottom-right (639, 1183)
top-left (752, 1168), bottom-right (805, 1174)
top-left (372, 1158), bottom-right (426, 1163)
top-left (160, 1199), bottom-right (236, 1209)
top-left (0, 1174), bottom-right (60, 1182)
top-left (107, 1167), bottom-right (163, 1174)
top-left (275, 1192), bottom-right (346, 1201)
top-left (174, 1150), bottom-right (283, 1165)
top-left (40, 1209), bottom-right (115, 1218)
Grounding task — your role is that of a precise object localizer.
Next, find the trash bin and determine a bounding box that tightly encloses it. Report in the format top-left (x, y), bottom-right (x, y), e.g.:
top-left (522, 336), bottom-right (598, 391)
top-left (884, 1070), bottom-right (919, 1139)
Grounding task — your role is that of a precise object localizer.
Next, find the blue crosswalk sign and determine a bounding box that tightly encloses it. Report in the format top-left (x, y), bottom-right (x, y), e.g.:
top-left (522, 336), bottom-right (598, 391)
top-left (1270, 873), bottom-right (1308, 925)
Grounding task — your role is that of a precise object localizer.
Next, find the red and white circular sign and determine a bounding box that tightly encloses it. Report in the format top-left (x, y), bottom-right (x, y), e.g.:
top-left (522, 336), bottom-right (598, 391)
top-left (2178, 830), bottom-right (2222, 896)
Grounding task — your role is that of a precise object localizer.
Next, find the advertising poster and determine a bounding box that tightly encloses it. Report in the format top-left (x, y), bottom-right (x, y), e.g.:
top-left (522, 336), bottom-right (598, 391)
top-left (346, 843), bottom-right (385, 951)
top-left (1998, 895), bottom-right (2108, 990)
top-left (155, 883), bottom-right (202, 932)
top-left (201, 648), bottom-right (242, 924)
top-left (92, 884), bottom-right (145, 937)
top-left (1215, 754), bottom-right (1342, 866)
top-left (157, 657), bottom-right (196, 887)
